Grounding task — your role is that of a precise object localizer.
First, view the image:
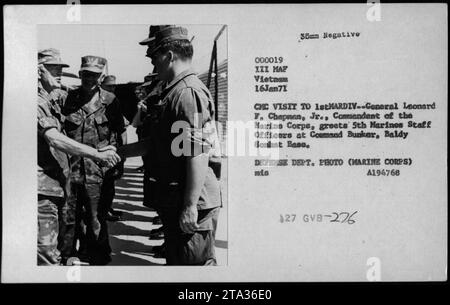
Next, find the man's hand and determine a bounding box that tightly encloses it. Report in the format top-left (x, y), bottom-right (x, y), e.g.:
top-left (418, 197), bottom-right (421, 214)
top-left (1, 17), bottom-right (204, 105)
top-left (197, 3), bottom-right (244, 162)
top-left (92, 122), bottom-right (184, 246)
top-left (137, 101), bottom-right (148, 113)
top-left (97, 146), bottom-right (121, 168)
top-left (179, 205), bottom-right (199, 234)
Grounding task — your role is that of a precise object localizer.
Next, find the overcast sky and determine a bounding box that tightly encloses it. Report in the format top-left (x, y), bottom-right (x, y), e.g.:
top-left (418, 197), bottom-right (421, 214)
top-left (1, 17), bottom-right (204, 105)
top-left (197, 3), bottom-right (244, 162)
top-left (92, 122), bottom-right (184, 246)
top-left (38, 24), bottom-right (227, 86)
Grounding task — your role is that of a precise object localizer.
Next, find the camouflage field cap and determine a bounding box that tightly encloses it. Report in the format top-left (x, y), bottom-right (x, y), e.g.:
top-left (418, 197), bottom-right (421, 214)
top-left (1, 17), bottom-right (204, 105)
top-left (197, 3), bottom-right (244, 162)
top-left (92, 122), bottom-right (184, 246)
top-left (102, 75), bottom-right (116, 85)
top-left (139, 25), bottom-right (189, 56)
top-left (79, 55), bottom-right (107, 73)
top-left (38, 48), bottom-right (69, 67)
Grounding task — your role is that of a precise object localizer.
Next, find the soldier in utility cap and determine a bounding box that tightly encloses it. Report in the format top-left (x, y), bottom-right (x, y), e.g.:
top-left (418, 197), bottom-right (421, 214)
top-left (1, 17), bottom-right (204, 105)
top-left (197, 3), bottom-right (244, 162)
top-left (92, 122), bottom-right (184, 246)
top-left (131, 70), bottom-right (166, 243)
top-left (139, 26), bottom-right (222, 265)
top-left (37, 50), bottom-right (120, 265)
top-left (39, 48), bottom-right (69, 80)
top-left (61, 55), bottom-right (125, 265)
top-left (38, 48), bottom-right (71, 106)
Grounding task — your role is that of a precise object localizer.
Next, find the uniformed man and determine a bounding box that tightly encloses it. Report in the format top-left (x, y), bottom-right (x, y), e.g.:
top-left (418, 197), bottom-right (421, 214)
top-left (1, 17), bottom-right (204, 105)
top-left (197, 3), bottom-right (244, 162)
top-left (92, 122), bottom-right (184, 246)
top-left (100, 75), bottom-right (127, 222)
top-left (132, 73), bottom-right (166, 248)
top-left (37, 49), bottom-right (120, 265)
top-left (61, 56), bottom-right (126, 265)
top-left (132, 72), bottom-right (158, 173)
top-left (39, 49), bottom-right (70, 107)
top-left (139, 25), bottom-right (222, 265)
top-left (131, 72), bottom-right (162, 209)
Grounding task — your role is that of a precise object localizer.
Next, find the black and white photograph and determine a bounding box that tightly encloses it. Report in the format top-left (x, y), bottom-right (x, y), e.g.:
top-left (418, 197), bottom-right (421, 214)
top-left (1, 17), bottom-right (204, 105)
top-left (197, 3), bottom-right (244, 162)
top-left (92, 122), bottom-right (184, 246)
top-left (36, 24), bottom-right (228, 266)
top-left (2, 3), bottom-right (447, 285)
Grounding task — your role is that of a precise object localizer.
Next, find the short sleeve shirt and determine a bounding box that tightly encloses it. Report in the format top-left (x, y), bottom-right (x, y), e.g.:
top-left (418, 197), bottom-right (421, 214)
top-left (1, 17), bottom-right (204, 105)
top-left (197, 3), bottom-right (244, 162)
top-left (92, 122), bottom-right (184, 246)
top-left (151, 69), bottom-right (221, 210)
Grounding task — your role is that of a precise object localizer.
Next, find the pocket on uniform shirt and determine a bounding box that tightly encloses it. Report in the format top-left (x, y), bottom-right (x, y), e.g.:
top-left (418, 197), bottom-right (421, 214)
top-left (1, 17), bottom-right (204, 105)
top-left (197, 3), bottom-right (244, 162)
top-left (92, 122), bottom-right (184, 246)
top-left (64, 114), bottom-right (83, 136)
top-left (83, 158), bottom-right (105, 184)
top-left (94, 114), bottom-right (110, 142)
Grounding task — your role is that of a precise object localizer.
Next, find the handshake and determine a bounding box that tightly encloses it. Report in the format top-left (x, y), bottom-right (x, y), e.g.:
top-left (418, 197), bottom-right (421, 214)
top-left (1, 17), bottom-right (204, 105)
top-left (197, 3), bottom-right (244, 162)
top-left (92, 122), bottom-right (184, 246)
top-left (96, 145), bottom-right (122, 168)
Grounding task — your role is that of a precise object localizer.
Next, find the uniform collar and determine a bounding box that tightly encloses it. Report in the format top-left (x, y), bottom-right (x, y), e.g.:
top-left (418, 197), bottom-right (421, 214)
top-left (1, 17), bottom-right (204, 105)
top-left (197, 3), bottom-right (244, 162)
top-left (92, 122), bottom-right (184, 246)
top-left (98, 87), bottom-right (110, 105)
top-left (73, 86), bottom-right (104, 115)
top-left (38, 86), bottom-right (49, 98)
top-left (163, 68), bottom-right (197, 92)
top-left (38, 86), bottom-right (56, 106)
top-left (75, 86), bottom-right (106, 103)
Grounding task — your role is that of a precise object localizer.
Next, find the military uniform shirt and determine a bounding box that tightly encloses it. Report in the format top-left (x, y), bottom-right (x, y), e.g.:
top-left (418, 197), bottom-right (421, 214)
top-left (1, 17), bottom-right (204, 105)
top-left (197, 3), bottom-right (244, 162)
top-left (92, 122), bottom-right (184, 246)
top-left (151, 69), bottom-right (221, 210)
top-left (37, 87), bottom-right (70, 197)
top-left (62, 87), bottom-right (125, 184)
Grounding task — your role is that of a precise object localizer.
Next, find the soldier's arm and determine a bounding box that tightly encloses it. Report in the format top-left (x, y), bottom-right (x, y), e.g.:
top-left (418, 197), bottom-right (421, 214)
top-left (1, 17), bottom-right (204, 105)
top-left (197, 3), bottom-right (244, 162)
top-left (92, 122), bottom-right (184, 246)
top-left (131, 102), bottom-right (146, 128)
top-left (122, 116), bottom-right (130, 145)
top-left (43, 128), bottom-right (121, 167)
top-left (174, 87), bottom-right (213, 233)
top-left (121, 130), bottom-right (128, 145)
top-left (180, 153), bottom-right (209, 233)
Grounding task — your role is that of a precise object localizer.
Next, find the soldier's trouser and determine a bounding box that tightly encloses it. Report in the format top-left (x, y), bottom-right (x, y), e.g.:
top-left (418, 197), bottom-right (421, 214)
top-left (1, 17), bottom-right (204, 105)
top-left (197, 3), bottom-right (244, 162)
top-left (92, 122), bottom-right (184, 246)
top-left (143, 171), bottom-right (158, 210)
top-left (37, 195), bottom-right (64, 265)
top-left (159, 207), bottom-right (220, 265)
top-left (101, 175), bottom-right (115, 212)
top-left (61, 182), bottom-right (112, 265)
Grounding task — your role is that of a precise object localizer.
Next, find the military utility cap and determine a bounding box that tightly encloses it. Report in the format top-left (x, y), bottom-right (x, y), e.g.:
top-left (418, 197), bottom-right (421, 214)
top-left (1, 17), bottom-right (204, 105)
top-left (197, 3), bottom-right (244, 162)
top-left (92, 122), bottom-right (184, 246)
top-left (38, 48), bottom-right (69, 67)
top-left (139, 25), bottom-right (189, 56)
top-left (139, 25), bottom-right (164, 45)
top-left (102, 75), bottom-right (116, 85)
top-left (80, 55), bottom-right (107, 73)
